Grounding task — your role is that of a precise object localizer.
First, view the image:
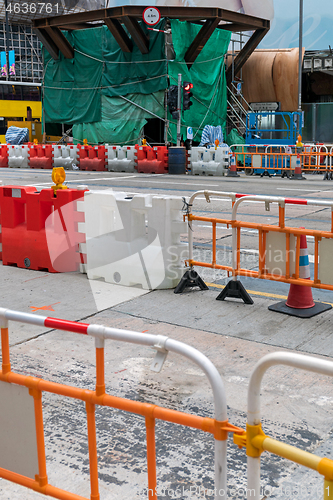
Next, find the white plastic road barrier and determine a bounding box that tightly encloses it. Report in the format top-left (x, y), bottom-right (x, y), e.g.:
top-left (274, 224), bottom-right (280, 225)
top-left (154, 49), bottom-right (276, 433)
top-left (189, 146), bottom-right (231, 176)
top-left (247, 352), bottom-right (333, 500)
top-left (106, 145), bottom-right (136, 173)
top-left (8, 145), bottom-right (29, 168)
top-left (52, 144), bottom-right (79, 169)
top-left (77, 191), bottom-right (188, 289)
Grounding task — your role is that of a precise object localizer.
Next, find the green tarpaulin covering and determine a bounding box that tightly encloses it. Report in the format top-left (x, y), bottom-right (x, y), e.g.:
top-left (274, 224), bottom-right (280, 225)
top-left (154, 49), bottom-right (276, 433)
top-left (43, 21), bottom-right (167, 126)
top-left (73, 92), bottom-right (165, 145)
top-left (167, 20), bottom-right (231, 144)
top-left (43, 19), bottom-right (231, 144)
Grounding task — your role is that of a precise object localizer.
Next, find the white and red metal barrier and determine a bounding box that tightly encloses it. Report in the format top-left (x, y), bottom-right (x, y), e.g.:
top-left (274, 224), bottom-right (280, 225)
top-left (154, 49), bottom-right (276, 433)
top-left (0, 306), bottom-right (242, 500)
top-left (1, 308), bottom-right (333, 499)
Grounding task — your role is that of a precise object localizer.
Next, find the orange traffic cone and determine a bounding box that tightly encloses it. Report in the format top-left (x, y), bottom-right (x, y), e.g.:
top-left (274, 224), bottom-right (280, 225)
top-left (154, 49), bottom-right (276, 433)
top-left (227, 153), bottom-right (240, 177)
top-left (268, 232), bottom-right (331, 317)
top-left (291, 154), bottom-right (305, 180)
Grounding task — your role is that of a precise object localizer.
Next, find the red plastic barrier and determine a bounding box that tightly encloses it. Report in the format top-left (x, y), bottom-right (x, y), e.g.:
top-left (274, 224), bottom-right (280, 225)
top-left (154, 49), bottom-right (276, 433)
top-left (29, 144), bottom-right (53, 169)
top-left (78, 145), bottom-right (106, 171)
top-left (0, 145), bottom-right (8, 168)
top-left (135, 145), bottom-right (168, 174)
top-left (0, 186), bottom-right (86, 272)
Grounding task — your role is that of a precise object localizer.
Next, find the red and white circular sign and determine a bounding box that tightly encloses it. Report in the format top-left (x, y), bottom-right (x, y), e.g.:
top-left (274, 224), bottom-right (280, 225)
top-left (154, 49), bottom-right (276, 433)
top-left (143, 7), bottom-right (161, 26)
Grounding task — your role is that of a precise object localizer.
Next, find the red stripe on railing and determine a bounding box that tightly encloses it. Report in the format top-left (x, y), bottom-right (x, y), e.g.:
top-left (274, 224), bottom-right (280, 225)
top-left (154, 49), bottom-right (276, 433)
top-left (235, 193), bottom-right (250, 198)
top-left (285, 198), bottom-right (308, 205)
top-left (44, 317), bottom-right (89, 334)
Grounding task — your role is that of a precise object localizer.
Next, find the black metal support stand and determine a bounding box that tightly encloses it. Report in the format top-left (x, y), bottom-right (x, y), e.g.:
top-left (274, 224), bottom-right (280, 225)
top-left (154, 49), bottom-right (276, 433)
top-left (216, 279), bottom-right (253, 304)
top-left (174, 269), bottom-right (209, 294)
top-left (323, 171), bottom-right (332, 180)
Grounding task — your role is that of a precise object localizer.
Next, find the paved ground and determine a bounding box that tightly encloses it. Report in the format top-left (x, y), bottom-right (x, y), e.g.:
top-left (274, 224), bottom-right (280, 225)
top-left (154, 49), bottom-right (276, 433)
top-left (1, 169), bottom-right (333, 500)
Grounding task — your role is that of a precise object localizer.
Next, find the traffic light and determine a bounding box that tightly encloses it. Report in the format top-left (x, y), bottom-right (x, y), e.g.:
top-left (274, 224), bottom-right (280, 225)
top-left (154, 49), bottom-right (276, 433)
top-left (167, 85), bottom-right (179, 119)
top-left (183, 82), bottom-right (193, 111)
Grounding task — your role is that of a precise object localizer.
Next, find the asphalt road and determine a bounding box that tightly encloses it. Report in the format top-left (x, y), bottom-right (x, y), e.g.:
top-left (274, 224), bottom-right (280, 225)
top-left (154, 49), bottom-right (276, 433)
top-left (1, 168), bottom-right (333, 199)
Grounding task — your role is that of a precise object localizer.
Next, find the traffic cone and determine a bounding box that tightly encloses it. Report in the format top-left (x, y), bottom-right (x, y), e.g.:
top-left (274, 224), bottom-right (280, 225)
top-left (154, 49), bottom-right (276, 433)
top-left (291, 154), bottom-right (305, 180)
top-left (227, 153), bottom-right (240, 177)
top-left (268, 231), bottom-right (332, 317)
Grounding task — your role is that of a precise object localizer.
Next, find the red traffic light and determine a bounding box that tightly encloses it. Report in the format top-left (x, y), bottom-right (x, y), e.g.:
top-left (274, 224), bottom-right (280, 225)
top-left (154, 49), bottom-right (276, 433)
top-left (183, 83), bottom-right (193, 91)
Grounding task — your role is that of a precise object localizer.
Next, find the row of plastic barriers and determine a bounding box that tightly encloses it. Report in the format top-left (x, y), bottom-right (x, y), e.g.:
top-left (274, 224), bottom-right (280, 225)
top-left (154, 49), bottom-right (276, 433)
top-left (0, 143), bottom-right (234, 175)
top-left (0, 144), bottom-right (172, 174)
top-left (1, 308), bottom-right (333, 500)
top-left (0, 186), bottom-right (187, 289)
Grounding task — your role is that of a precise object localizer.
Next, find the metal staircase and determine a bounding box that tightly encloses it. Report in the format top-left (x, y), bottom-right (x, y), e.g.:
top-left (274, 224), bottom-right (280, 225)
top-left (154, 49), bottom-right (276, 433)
top-left (227, 82), bottom-right (254, 138)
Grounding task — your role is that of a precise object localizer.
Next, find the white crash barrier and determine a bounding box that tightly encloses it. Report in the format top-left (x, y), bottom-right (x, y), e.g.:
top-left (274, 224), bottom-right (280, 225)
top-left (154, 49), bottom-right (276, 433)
top-left (52, 145), bottom-right (79, 169)
top-left (8, 145), bottom-right (29, 168)
top-left (189, 146), bottom-right (231, 176)
top-left (106, 145), bottom-right (136, 173)
top-left (77, 191), bottom-right (188, 289)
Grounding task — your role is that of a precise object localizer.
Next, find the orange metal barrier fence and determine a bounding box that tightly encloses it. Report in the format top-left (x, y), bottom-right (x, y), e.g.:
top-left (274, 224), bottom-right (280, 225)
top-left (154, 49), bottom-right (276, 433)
top-left (179, 190), bottom-right (333, 295)
top-left (0, 308), bottom-right (242, 500)
top-left (231, 144), bottom-right (333, 173)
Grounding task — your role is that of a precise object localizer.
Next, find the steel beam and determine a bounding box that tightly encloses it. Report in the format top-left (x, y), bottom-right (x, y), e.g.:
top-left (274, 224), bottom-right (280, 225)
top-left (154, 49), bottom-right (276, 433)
top-left (219, 8), bottom-right (269, 28)
top-left (32, 28), bottom-right (59, 60)
top-left (44, 26), bottom-right (74, 59)
top-left (218, 23), bottom-right (259, 32)
top-left (104, 18), bottom-right (133, 53)
top-left (63, 23), bottom-right (95, 30)
top-left (226, 28), bottom-right (269, 84)
top-left (122, 16), bottom-right (149, 54)
top-left (185, 18), bottom-right (221, 67)
top-left (33, 6), bottom-right (268, 29)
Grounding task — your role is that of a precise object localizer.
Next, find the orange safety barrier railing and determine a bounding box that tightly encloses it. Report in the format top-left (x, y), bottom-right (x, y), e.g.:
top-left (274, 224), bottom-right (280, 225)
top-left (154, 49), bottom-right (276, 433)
top-left (180, 190), bottom-right (333, 295)
top-left (0, 307), bottom-right (243, 500)
top-left (230, 144), bottom-right (333, 174)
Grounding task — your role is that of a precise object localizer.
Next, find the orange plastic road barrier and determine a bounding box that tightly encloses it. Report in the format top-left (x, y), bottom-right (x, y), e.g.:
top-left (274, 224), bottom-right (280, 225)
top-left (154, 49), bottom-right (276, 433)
top-left (78, 145), bottom-right (106, 172)
top-left (0, 308), bottom-right (243, 500)
top-left (0, 186), bottom-right (86, 272)
top-left (0, 144), bottom-right (8, 168)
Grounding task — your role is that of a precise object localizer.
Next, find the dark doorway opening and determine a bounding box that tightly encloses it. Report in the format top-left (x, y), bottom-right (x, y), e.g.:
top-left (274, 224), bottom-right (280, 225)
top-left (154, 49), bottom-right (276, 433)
top-left (143, 118), bottom-right (164, 145)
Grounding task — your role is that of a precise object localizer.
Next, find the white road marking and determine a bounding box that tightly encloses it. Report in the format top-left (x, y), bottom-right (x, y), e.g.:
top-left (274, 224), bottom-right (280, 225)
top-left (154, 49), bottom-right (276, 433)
top-left (276, 188), bottom-right (324, 192)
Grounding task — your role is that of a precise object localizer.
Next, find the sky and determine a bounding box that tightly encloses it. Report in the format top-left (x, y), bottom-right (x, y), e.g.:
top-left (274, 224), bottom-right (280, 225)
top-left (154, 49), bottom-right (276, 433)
top-left (256, 0), bottom-right (331, 50)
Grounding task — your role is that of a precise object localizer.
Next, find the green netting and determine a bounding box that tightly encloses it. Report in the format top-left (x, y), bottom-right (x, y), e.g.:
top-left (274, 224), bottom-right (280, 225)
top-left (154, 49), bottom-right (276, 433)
top-left (168, 20), bottom-right (231, 144)
top-left (72, 92), bottom-right (165, 145)
top-left (43, 29), bottom-right (103, 124)
top-left (102, 20), bottom-right (167, 97)
top-left (43, 21), bottom-right (167, 125)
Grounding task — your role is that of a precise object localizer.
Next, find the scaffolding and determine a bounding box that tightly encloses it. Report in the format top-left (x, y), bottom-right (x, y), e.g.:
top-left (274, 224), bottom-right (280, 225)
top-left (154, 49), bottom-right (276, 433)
top-left (0, 0), bottom-right (107, 83)
top-left (0, 22), bottom-right (42, 82)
